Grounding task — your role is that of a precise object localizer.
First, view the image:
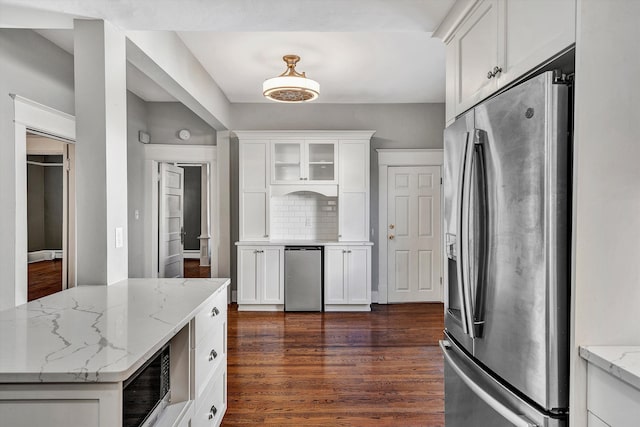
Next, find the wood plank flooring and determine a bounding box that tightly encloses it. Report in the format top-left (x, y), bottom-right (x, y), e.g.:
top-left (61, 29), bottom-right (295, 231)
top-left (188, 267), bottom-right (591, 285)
top-left (184, 259), bottom-right (211, 278)
top-left (223, 303), bottom-right (445, 427)
top-left (27, 259), bottom-right (62, 301)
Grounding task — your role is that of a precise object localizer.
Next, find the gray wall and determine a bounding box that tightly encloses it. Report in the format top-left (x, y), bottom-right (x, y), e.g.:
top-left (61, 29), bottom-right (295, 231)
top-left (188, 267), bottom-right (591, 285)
top-left (229, 103), bottom-right (445, 295)
top-left (127, 91), bottom-right (148, 278)
top-left (0, 29), bottom-right (75, 308)
top-left (182, 166), bottom-right (202, 251)
top-left (147, 102), bottom-right (217, 145)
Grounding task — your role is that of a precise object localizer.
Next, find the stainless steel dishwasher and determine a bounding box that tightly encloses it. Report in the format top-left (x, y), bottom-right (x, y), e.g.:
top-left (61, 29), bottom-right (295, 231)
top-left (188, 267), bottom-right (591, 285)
top-left (284, 246), bottom-right (322, 311)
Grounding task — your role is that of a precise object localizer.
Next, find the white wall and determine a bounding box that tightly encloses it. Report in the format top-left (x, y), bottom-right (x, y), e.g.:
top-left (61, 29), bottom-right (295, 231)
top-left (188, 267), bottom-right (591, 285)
top-left (127, 91), bottom-right (148, 278)
top-left (0, 29), bottom-right (75, 309)
top-left (147, 102), bottom-right (216, 145)
top-left (570, 1), bottom-right (640, 426)
top-left (229, 103), bottom-right (445, 296)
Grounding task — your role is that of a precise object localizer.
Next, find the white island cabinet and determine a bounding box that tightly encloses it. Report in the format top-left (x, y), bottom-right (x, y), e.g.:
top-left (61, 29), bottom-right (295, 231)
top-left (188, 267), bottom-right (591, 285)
top-left (580, 346), bottom-right (640, 427)
top-left (0, 278), bottom-right (229, 427)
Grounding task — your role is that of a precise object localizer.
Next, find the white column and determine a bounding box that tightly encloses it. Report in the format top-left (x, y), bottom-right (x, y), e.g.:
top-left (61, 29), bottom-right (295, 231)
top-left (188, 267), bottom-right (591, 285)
top-left (199, 164), bottom-right (211, 267)
top-left (74, 19), bottom-right (128, 285)
top-left (216, 131), bottom-right (231, 278)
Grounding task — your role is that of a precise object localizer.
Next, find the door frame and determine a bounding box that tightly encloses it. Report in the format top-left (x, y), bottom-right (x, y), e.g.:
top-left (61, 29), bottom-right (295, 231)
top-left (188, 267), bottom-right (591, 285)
top-left (143, 144), bottom-right (218, 278)
top-left (11, 95), bottom-right (76, 306)
top-left (376, 149), bottom-right (443, 304)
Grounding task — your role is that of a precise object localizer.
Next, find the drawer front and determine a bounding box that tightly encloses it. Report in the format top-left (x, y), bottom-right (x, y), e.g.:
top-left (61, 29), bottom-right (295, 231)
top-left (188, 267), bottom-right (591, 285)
top-left (194, 287), bottom-right (227, 346)
top-left (193, 364), bottom-right (227, 427)
top-left (194, 322), bottom-right (226, 399)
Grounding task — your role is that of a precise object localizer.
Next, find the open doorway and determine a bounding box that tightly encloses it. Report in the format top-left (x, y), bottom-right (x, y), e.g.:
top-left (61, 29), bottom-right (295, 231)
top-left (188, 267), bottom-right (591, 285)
top-left (179, 164), bottom-right (211, 278)
top-left (157, 161), bottom-right (211, 279)
top-left (25, 132), bottom-right (75, 301)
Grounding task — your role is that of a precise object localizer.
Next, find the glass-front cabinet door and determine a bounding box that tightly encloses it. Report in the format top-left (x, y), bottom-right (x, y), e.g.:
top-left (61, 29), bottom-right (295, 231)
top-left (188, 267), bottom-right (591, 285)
top-left (271, 140), bottom-right (337, 184)
top-left (272, 141), bottom-right (303, 183)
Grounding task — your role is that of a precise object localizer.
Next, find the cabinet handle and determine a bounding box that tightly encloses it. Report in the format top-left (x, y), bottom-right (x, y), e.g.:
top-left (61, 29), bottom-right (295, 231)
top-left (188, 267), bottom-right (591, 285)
top-left (492, 66), bottom-right (502, 76)
top-left (487, 70), bottom-right (494, 79)
top-left (348, 250), bottom-right (352, 253)
top-left (264, 234), bottom-right (269, 238)
top-left (209, 349), bottom-right (218, 361)
top-left (211, 306), bottom-right (220, 317)
top-left (338, 234), bottom-right (342, 238)
top-left (208, 405), bottom-right (218, 419)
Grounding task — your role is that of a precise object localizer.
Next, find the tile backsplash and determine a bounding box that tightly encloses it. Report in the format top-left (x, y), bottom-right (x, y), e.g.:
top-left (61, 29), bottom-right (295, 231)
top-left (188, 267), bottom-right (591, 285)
top-left (270, 192), bottom-right (338, 240)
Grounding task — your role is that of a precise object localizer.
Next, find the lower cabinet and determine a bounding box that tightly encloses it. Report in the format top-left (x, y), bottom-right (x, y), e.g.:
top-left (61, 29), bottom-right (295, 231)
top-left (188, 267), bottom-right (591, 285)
top-left (237, 246), bottom-right (285, 310)
top-left (586, 363), bottom-right (640, 427)
top-left (324, 245), bottom-right (371, 311)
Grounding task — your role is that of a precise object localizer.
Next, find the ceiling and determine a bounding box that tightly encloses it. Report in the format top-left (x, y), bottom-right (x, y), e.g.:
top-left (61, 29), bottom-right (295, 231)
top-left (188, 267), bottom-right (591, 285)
top-left (15, 0), bottom-right (455, 104)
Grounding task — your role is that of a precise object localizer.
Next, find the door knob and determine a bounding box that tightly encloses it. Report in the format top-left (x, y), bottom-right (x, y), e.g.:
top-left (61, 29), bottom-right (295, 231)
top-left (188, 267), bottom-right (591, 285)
top-left (389, 234), bottom-right (395, 240)
top-left (389, 224), bottom-right (395, 230)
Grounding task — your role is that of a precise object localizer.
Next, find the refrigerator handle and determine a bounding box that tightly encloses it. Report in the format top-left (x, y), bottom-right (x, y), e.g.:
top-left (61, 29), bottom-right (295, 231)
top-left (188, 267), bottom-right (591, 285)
top-left (440, 340), bottom-right (539, 427)
top-left (460, 130), bottom-right (476, 338)
top-left (468, 130), bottom-right (489, 338)
top-left (456, 131), bottom-right (472, 336)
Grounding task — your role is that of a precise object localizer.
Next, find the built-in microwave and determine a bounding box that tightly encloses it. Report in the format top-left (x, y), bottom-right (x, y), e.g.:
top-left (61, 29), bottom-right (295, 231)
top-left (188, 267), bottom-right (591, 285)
top-left (122, 343), bottom-right (170, 427)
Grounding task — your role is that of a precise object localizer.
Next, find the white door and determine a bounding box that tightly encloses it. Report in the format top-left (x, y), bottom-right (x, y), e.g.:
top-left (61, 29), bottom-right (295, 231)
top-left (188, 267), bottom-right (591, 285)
top-left (159, 163), bottom-right (184, 278)
top-left (387, 166), bottom-right (442, 302)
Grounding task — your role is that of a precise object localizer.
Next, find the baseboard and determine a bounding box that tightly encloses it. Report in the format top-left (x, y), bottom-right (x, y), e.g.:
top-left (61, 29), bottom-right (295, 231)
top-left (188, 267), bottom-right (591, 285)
top-left (183, 250), bottom-right (200, 259)
top-left (28, 250), bottom-right (62, 263)
top-left (372, 290), bottom-right (379, 304)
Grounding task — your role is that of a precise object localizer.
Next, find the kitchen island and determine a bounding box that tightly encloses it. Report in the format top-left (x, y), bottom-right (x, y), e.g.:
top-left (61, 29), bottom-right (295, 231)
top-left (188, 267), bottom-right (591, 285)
top-left (0, 278), bottom-right (229, 427)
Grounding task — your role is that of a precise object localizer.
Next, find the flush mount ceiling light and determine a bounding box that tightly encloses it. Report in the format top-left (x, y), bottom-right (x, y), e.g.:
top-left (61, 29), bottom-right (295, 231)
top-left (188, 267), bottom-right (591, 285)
top-left (263, 55), bottom-right (320, 103)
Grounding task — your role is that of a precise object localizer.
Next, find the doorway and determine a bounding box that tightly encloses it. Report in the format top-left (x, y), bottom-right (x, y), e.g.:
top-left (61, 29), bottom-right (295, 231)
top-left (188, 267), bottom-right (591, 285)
top-left (143, 143), bottom-right (218, 279)
top-left (26, 132), bottom-right (75, 300)
top-left (377, 149), bottom-right (444, 304)
top-left (386, 165), bottom-right (442, 302)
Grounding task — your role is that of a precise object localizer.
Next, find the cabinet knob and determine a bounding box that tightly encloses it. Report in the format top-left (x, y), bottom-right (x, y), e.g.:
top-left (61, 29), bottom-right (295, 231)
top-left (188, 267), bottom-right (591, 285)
top-left (211, 306), bottom-right (220, 317)
top-left (493, 66), bottom-right (503, 75)
top-left (264, 234), bottom-right (269, 238)
top-left (209, 349), bottom-right (218, 361)
top-left (208, 405), bottom-right (218, 419)
top-left (487, 71), bottom-right (494, 79)
top-left (338, 234), bottom-right (342, 238)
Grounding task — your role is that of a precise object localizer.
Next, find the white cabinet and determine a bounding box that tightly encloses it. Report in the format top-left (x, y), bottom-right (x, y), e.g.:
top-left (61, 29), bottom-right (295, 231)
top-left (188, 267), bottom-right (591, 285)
top-left (239, 140), bottom-right (270, 241)
top-left (586, 363), bottom-right (640, 427)
top-left (338, 139), bottom-right (370, 242)
top-left (452, 0), bottom-right (500, 116)
top-left (324, 245), bottom-right (371, 311)
top-left (272, 140), bottom-right (337, 184)
top-left (440, 0), bottom-right (576, 123)
top-left (237, 246), bottom-right (284, 310)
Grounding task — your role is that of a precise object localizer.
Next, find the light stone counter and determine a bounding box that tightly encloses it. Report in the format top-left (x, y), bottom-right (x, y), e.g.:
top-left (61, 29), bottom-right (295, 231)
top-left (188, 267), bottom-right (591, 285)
top-left (0, 278), bottom-right (229, 383)
top-left (579, 346), bottom-right (640, 391)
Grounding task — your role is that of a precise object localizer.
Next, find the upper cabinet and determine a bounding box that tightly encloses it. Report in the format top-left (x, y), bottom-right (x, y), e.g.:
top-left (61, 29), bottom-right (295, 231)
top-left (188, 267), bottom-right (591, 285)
top-left (439, 0), bottom-right (576, 124)
top-left (235, 131), bottom-right (374, 243)
top-left (272, 140), bottom-right (337, 184)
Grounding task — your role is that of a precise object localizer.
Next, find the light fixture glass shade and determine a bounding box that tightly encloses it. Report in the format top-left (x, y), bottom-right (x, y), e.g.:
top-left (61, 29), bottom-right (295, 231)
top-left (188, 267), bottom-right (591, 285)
top-left (263, 55), bottom-right (320, 103)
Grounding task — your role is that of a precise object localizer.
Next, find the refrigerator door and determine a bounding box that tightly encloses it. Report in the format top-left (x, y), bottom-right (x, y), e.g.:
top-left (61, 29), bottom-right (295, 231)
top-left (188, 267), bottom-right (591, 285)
top-left (443, 110), bottom-right (475, 354)
top-left (284, 247), bottom-right (322, 311)
top-left (470, 72), bottom-right (570, 411)
top-left (442, 337), bottom-right (567, 427)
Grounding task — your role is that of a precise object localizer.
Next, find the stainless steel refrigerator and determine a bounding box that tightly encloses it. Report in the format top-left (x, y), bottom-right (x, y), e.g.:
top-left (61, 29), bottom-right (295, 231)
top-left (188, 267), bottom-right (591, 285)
top-left (441, 71), bottom-right (570, 427)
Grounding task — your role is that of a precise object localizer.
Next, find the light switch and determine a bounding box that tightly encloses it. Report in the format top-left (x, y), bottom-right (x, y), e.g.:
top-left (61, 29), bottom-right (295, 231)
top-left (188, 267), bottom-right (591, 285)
top-left (115, 227), bottom-right (124, 248)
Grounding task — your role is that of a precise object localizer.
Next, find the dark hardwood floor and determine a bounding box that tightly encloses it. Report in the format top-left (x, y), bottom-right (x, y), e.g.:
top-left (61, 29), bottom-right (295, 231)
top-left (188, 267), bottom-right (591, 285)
top-left (223, 303), bottom-right (445, 426)
top-left (184, 258), bottom-right (211, 278)
top-left (27, 259), bottom-right (62, 301)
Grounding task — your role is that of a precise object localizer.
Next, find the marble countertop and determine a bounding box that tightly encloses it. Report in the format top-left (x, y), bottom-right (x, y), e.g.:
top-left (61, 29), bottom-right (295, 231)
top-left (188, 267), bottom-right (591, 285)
top-left (579, 346), bottom-right (640, 391)
top-left (0, 278), bottom-right (229, 383)
top-left (236, 240), bottom-right (374, 246)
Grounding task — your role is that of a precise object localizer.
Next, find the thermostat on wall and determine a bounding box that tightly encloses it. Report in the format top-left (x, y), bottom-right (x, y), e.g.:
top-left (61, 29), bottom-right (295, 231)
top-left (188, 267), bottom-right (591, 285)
top-left (178, 129), bottom-right (191, 140)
